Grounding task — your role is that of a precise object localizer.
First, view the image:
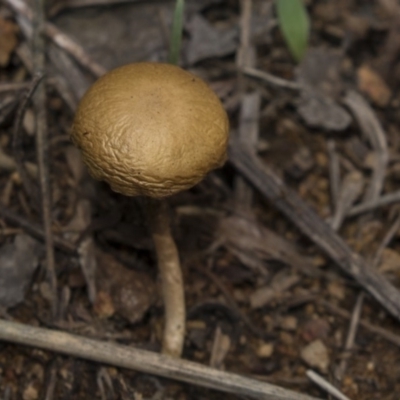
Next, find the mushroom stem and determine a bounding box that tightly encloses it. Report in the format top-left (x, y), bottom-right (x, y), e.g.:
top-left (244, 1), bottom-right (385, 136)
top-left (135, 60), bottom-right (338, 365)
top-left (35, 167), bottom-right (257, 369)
top-left (146, 198), bottom-right (185, 358)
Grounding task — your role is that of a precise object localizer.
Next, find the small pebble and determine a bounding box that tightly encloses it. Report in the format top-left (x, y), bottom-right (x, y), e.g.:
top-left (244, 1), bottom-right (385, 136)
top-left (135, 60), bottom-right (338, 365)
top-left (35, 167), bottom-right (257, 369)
top-left (257, 342), bottom-right (274, 358)
top-left (280, 316), bottom-right (298, 331)
top-left (22, 385), bottom-right (38, 400)
top-left (327, 281), bottom-right (345, 300)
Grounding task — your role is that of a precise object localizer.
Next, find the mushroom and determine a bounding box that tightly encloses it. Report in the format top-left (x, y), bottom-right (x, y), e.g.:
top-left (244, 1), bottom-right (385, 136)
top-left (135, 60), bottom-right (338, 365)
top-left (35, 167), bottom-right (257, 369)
top-left (71, 62), bottom-right (229, 357)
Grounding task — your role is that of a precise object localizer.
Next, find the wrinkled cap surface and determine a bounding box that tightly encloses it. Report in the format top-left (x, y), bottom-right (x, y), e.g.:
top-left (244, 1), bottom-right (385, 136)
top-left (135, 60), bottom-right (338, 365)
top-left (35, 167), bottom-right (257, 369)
top-left (71, 62), bottom-right (229, 197)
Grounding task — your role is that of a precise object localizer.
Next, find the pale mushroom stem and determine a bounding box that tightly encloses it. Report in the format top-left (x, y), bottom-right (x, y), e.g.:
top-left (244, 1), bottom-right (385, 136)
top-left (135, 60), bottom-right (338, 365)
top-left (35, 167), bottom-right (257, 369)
top-left (145, 198), bottom-right (185, 358)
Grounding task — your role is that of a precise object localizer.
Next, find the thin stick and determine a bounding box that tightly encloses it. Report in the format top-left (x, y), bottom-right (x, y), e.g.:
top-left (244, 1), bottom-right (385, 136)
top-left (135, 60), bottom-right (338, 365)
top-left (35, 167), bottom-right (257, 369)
top-left (234, 0), bottom-right (260, 211)
top-left (330, 171), bottom-right (364, 231)
top-left (372, 213), bottom-right (400, 267)
top-left (47, 24), bottom-right (107, 76)
top-left (306, 370), bottom-right (351, 400)
top-left (242, 67), bottom-right (302, 90)
top-left (234, 101), bottom-right (260, 208)
top-left (48, 0), bottom-right (146, 17)
top-left (0, 319), bottom-right (320, 400)
top-left (32, 0), bottom-right (58, 318)
top-left (44, 361), bottom-right (57, 400)
top-left (0, 82), bottom-right (31, 93)
top-left (334, 293), bottom-right (364, 381)
top-left (12, 74), bottom-right (42, 206)
top-left (146, 199), bottom-right (185, 358)
top-left (237, 0), bottom-right (253, 72)
top-left (327, 139), bottom-right (340, 212)
top-left (348, 190), bottom-right (400, 216)
top-left (343, 91), bottom-right (388, 203)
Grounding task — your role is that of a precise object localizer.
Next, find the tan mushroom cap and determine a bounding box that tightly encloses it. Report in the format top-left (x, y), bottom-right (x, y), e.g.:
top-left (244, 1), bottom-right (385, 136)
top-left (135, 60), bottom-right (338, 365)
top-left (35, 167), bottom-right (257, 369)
top-left (71, 62), bottom-right (229, 198)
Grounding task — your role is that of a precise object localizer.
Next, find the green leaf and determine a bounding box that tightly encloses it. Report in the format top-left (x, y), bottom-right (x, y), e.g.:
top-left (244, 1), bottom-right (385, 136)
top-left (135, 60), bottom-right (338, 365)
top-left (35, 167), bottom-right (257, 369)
top-left (168, 0), bottom-right (185, 65)
top-left (276, 0), bottom-right (310, 62)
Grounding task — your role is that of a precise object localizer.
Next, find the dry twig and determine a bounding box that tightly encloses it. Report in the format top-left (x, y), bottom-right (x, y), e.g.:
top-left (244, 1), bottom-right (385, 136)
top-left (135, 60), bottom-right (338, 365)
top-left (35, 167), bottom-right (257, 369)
top-left (330, 171), bottom-right (364, 231)
top-left (343, 91), bottom-right (388, 203)
top-left (234, 92), bottom-right (261, 210)
top-left (334, 293), bottom-right (364, 381)
top-left (0, 82), bottom-right (31, 93)
top-left (48, 0), bottom-right (145, 17)
top-left (327, 139), bottom-right (341, 211)
top-left (348, 190), bottom-right (400, 216)
top-left (234, 0), bottom-right (260, 211)
top-left (44, 361), bottom-right (57, 400)
top-left (373, 213), bottom-right (400, 267)
top-left (242, 67), bottom-right (302, 90)
top-left (12, 74), bottom-right (42, 206)
top-left (0, 319), bottom-right (320, 400)
top-left (307, 370), bottom-right (351, 400)
top-left (32, 0), bottom-right (58, 318)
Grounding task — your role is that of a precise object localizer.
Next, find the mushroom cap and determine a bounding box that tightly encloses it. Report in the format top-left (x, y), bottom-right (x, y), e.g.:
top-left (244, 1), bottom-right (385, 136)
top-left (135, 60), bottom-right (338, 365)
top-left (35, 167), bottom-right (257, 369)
top-left (71, 62), bottom-right (229, 197)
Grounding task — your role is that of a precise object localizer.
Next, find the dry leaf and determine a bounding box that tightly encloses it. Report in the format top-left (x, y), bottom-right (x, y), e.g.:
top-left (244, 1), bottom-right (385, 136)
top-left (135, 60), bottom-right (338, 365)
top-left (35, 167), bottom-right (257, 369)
top-left (219, 215), bottom-right (314, 276)
top-left (357, 65), bottom-right (392, 107)
top-left (186, 14), bottom-right (237, 64)
top-left (295, 48), bottom-right (352, 131)
top-left (209, 326), bottom-right (231, 369)
top-left (250, 271), bottom-right (300, 309)
top-left (96, 252), bottom-right (156, 324)
top-left (0, 234), bottom-right (41, 308)
top-left (297, 89), bottom-right (352, 131)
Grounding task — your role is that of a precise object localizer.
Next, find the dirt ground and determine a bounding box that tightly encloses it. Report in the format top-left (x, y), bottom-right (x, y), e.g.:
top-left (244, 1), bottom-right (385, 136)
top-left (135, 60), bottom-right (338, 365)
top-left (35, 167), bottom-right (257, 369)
top-left (0, 0), bottom-right (400, 399)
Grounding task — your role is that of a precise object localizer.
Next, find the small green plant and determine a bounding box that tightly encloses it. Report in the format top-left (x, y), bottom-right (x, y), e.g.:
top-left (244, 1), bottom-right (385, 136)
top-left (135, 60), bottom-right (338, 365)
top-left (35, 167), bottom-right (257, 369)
top-left (168, 0), bottom-right (185, 65)
top-left (276, 0), bottom-right (310, 62)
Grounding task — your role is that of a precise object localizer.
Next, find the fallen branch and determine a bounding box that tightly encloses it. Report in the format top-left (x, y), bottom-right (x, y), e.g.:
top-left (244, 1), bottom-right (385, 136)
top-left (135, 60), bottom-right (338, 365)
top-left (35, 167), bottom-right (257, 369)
top-left (0, 319), bottom-right (320, 400)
